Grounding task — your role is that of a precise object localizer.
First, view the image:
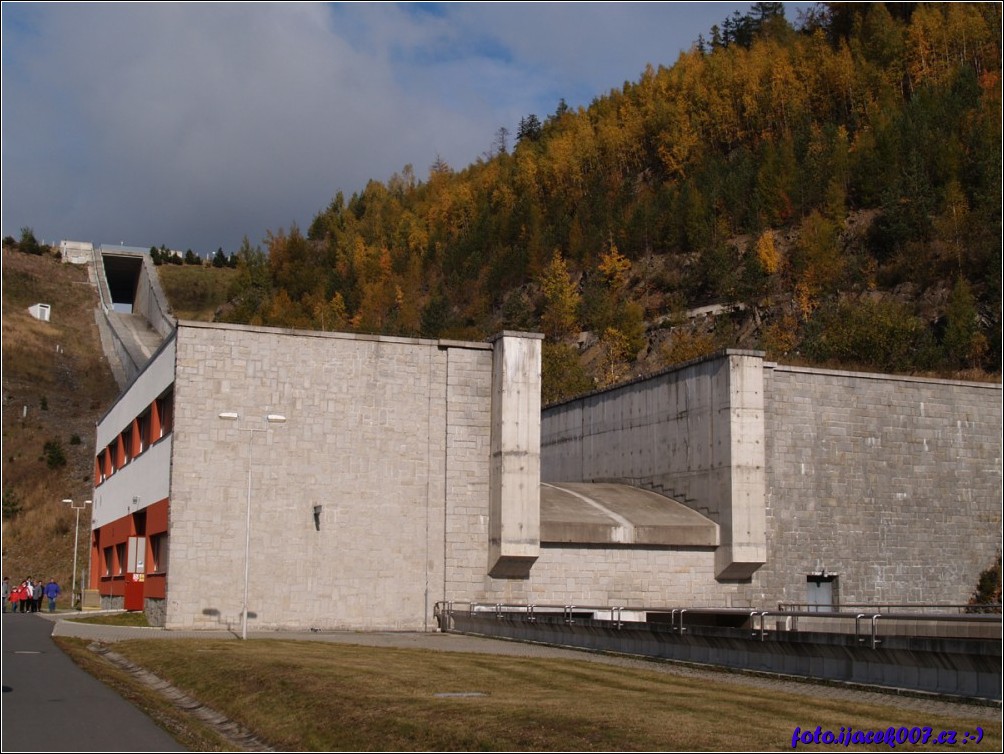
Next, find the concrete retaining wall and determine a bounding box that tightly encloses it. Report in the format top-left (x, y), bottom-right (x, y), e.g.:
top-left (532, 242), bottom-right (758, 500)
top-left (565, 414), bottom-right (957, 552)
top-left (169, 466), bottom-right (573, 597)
top-left (542, 351), bottom-right (767, 580)
top-left (133, 253), bottom-right (175, 339)
top-left (450, 613), bottom-right (1002, 700)
top-left (93, 251), bottom-right (174, 386)
top-left (541, 352), bottom-right (1002, 609)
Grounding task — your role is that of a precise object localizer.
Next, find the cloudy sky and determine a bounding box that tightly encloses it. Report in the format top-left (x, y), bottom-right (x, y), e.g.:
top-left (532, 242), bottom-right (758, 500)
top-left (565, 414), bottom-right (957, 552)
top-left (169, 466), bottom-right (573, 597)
top-left (2, 2), bottom-right (809, 255)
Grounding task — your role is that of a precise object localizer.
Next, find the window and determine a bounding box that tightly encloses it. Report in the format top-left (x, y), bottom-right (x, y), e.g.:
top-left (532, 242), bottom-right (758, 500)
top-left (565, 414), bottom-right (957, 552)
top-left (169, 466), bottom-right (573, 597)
top-left (137, 411), bottom-right (151, 453)
top-left (150, 534), bottom-right (169, 574)
top-left (157, 390), bottom-right (174, 438)
top-left (115, 542), bottom-right (127, 576)
top-left (114, 435), bottom-right (126, 469)
top-left (122, 428), bottom-right (134, 463)
top-left (103, 546), bottom-right (113, 577)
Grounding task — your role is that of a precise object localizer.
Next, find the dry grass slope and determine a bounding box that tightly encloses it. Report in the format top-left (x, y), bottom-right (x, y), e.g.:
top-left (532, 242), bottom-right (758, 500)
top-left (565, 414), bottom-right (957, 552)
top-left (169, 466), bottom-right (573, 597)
top-left (88, 638), bottom-right (1003, 752)
top-left (156, 263), bottom-right (236, 321)
top-left (2, 248), bottom-right (120, 597)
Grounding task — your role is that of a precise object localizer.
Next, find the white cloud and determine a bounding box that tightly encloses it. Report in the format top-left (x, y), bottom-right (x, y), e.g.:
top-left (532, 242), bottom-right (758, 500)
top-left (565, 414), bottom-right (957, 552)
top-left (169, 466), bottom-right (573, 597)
top-left (2, 2), bottom-right (777, 253)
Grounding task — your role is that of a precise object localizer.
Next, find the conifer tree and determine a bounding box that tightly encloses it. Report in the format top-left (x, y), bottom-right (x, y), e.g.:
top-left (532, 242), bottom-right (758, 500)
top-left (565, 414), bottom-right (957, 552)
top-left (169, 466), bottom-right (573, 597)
top-left (538, 250), bottom-right (580, 341)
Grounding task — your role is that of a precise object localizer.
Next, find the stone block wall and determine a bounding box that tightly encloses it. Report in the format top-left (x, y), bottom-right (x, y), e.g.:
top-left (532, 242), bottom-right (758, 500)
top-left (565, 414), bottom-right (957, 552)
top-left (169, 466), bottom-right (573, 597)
top-left (442, 334), bottom-right (546, 606)
top-left (757, 365), bottom-right (1002, 607)
top-left (110, 319), bottom-right (999, 627)
top-left (443, 346), bottom-right (494, 601)
top-left (166, 322), bottom-right (505, 631)
top-left (526, 546), bottom-right (749, 608)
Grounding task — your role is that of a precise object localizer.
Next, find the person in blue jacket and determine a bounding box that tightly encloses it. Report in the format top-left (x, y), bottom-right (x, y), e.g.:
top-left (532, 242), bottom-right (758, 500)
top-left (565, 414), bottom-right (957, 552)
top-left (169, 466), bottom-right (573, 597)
top-left (44, 578), bottom-right (61, 613)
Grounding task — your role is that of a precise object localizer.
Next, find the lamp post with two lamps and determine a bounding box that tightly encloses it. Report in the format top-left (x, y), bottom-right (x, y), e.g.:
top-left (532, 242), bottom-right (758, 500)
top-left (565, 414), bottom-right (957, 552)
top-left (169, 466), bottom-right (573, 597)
top-left (62, 497), bottom-right (92, 609)
top-left (218, 411), bottom-right (286, 640)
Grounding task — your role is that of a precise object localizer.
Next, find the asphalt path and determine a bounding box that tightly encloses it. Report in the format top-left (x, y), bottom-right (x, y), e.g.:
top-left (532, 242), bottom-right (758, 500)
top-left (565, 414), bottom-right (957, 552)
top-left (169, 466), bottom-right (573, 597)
top-left (1, 612), bottom-right (185, 752)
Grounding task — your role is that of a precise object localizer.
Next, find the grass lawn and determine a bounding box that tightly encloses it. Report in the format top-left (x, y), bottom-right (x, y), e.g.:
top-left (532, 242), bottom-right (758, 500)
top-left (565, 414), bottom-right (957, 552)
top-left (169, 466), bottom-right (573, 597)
top-left (55, 637), bottom-right (1002, 752)
top-left (67, 611), bottom-right (151, 627)
top-left (156, 264), bottom-right (236, 321)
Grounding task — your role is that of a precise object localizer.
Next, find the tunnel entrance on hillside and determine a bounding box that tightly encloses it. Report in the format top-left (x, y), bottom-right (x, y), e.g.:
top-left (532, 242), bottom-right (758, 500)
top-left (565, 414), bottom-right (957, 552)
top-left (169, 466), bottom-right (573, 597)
top-left (103, 254), bottom-right (143, 313)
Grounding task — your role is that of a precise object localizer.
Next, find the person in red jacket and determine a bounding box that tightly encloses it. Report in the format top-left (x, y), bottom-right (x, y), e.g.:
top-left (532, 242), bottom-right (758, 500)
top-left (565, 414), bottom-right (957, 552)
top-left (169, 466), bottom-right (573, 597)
top-left (10, 581), bottom-right (26, 612)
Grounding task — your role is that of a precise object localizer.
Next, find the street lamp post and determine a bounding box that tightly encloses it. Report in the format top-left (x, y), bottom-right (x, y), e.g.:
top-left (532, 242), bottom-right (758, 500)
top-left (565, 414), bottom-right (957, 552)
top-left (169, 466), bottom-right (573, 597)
top-left (63, 498), bottom-right (92, 609)
top-left (218, 411), bottom-right (286, 640)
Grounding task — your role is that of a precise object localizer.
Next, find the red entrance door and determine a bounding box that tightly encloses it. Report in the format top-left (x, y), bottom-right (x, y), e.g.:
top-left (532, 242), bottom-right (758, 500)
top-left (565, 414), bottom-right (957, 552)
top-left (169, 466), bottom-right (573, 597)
top-left (124, 536), bottom-right (146, 611)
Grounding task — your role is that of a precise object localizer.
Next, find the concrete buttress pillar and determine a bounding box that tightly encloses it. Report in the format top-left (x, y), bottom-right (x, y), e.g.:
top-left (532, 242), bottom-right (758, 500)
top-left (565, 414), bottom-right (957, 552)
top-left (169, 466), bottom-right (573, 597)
top-left (714, 352), bottom-right (767, 579)
top-left (487, 331), bottom-right (543, 578)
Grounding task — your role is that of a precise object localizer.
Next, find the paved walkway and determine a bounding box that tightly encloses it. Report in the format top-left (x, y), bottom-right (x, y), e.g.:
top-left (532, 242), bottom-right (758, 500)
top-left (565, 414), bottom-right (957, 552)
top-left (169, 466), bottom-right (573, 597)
top-left (1, 612), bottom-right (185, 752)
top-left (45, 612), bottom-right (1002, 724)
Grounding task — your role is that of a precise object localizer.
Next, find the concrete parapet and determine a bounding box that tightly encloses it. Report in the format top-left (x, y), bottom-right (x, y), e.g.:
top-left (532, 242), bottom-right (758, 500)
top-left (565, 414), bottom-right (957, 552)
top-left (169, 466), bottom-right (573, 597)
top-left (133, 252), bottom-right (176, 339)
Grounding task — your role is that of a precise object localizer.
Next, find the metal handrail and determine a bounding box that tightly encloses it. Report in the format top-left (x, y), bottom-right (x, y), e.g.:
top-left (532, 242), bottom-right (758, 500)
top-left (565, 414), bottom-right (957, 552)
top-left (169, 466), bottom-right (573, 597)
top-left (779, 602), bottom-right (999, 614)
top-left (448, 601), bottom-right (1000, 648)
top-left (461, 602), bottom-right (1002, 621)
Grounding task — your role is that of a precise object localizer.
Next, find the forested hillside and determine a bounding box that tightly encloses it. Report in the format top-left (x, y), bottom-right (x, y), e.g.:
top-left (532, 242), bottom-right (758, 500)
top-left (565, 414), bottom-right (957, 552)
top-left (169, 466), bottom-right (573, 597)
top-left (209, 3), bottom-right (1001, 403)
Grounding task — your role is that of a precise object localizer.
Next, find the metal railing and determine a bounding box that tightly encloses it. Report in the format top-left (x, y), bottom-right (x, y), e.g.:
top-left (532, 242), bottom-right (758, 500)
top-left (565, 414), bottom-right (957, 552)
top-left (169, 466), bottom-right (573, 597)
top-left (778, 602), bottom-right (1001, 615)
top-left (435, 601), bottom-right (1003, 647)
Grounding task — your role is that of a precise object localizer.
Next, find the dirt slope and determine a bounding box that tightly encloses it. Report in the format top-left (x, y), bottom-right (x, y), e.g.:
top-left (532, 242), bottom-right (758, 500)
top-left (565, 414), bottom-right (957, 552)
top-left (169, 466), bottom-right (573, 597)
top-left (2, 248), bottom-right (120, 600)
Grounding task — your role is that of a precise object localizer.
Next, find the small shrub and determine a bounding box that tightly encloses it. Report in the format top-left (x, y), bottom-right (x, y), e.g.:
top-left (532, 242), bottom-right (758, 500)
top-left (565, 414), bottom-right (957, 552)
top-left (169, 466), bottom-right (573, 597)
top-left (19, 226), bottom-right (43, 256)
top-left (661, 329), bottom-right (716, 366)
top-left (70, 434), bottom-right (82, 445)
top-left (2, 488), bottom-right (21, 520)
top-left (43, 439), bottom-right (67, 469)
top-left (801, 298), bottom-right (938, 372)
top-left (967, 556), bottom-right (1002, 614)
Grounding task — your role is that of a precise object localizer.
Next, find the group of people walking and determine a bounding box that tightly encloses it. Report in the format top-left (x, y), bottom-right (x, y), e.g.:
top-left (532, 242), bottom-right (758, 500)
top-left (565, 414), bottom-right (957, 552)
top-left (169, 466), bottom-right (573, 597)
top-left (2, 576), bottom-right (61, 613)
